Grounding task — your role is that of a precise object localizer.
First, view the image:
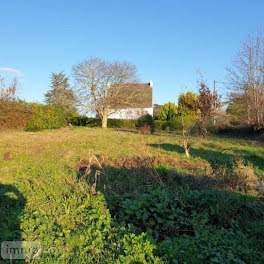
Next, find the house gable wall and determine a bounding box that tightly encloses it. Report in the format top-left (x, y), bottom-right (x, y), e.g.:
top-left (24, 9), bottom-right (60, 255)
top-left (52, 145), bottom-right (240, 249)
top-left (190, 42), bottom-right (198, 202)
top-left (108, 107), bottom-right (153, 120)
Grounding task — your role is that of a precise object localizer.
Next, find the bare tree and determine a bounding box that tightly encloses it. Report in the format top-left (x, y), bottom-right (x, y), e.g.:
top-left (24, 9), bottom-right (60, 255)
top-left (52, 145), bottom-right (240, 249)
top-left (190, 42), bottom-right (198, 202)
top-left (226, 30), bottom-right (264, 126)
top-left (0, 76), bottom-right (17, 101)
top-left (73, 57), bottom-right (141, 128)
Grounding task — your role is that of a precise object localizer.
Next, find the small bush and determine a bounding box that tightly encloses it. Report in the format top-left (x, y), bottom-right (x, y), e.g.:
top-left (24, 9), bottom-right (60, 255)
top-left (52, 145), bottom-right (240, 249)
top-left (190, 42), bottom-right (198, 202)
top-left (154, 116), bottom-right (198, 132)
top-left (211, 157), bottom-right (258, 193)
top-left (136, 114), bottom-right (155, 133)
top-left (165, 120), bottom-right (181, 131)
top-left (138, 125), bottom-right (152, 135)
top-left (233, 157), bottom-right (258, 193)
top-left (154, 120), bottom-right (166, 131)
top-left (154, 119), bottom-right (181, 131)
top-left (26, 103), bottom-right (67, 131)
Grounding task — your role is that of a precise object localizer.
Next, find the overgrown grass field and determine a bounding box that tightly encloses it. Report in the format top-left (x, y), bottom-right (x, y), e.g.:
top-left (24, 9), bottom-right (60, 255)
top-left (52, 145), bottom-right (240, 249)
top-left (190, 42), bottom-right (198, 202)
top-left (1, 127), bottom-right (264, 263)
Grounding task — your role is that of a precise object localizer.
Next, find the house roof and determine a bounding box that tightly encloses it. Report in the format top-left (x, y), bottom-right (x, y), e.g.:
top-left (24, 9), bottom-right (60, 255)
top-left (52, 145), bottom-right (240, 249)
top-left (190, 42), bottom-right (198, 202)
top-left (109, 83), bottom-right (153, 109)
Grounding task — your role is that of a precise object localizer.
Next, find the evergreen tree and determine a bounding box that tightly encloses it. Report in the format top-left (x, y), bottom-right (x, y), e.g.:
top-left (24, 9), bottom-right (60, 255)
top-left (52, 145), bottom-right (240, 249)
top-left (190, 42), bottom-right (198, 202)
top-left (159, 102), bottom-right (178, 121)
top-left (178, 92), bottom-right (198, 115)
top-left (45, 72), bottom-right (76, 113)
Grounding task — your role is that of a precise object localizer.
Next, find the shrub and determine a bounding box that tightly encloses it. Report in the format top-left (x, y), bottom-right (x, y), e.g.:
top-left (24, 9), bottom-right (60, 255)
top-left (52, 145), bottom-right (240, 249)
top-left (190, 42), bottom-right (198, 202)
top-left (233, 157), bottom-right (258, 193)
top-left (211, 157), bottom-right (258, 193)
top-left (154, 120), bottom-right (166, 131)
top-left (138, 125), bottom-right (152, 135)
top-left (164, 119), bottom-right (181, 131)
top-left (0, 100), bottom-right (31, 130)
top-left (26, 103), bottom-right (67, 131)
top-left (136, 114), bottom-right (155, 133)
top-left (155, 116), bottom-right (198, 132)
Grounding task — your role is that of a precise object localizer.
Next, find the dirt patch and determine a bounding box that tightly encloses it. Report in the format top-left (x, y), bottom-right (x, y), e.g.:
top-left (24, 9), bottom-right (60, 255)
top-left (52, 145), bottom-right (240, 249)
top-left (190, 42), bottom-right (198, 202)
top-left (76, 154), bottom-right (207, 171)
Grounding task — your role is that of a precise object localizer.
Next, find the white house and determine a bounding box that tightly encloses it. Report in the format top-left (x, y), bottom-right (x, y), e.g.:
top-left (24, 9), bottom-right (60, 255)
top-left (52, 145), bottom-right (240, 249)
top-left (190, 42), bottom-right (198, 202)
top-left (108, 81), bottom-right (153, 120)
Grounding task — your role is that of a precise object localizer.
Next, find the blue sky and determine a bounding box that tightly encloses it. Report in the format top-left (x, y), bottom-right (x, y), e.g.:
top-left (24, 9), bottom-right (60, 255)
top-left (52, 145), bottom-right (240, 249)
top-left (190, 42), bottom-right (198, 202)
top-left (0, 0), bottom-right (263, 104)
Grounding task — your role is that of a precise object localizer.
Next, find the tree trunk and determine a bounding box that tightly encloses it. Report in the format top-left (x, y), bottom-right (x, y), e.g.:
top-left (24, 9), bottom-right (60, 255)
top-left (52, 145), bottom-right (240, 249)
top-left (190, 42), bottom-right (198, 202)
top-left (102, 114), bottom-right (108, 129)
top-left (183, 139), bottom-right (190, 158)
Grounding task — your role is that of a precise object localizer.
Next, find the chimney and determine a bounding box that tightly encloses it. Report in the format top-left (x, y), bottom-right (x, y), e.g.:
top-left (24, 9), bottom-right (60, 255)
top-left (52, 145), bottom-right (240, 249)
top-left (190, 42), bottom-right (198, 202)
top-left (149, 80), bottom-right (153, 88)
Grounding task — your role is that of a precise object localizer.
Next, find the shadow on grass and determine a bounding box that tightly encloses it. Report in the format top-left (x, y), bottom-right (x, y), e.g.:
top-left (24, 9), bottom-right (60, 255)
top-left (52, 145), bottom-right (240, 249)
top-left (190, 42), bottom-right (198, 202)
top-left (238, 149), bottom-right (264, 175)
top-left (150, 143), bottom-right (185, 154)
top-left (76, 157), bottom-right (264, 263)
top-left (0, 184), bottom-right (26, 263)
top-left (149, 143), bottom-right (233, 168)
top-left (115, 128), bottom-right (138, 134)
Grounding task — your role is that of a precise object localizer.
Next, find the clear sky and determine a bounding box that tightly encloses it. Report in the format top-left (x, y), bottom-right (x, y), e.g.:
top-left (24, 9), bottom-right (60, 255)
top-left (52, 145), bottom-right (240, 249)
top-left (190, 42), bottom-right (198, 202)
top-left (0, 0), bottom-right (263, 105)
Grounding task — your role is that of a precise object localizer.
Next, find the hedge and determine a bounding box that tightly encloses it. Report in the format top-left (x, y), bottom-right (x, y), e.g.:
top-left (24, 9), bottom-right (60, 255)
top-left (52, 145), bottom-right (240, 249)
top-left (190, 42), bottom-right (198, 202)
top-left (0, 100), bottom-right (31, 130)
top-left (108, 118), bottom-right (136, 129)
top-left (70, 116), bottom-right (188, 131)
top-left (70, 116), bottom-right (137, 129)
top-left (26, 103), bottom-right (67, 131)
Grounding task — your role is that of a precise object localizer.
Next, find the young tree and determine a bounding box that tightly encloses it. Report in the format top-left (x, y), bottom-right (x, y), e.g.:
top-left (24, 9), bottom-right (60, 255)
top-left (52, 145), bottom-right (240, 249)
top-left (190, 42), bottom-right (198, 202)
top-left (73, 57), bottom-right (140, 128)
top-left (177, 92), bottom-right (199, 156)
top-left (180, 105), bottom-right (197, 158)
top-left (178, 92), bottom-right (198, 115)
top-left (197, 82), bottom-right (221, 123)
top-left (227, 30), bottom-right (264, 126)
top-left (45, 72), bottom-right (76, 113)
top-left (159, 102), bottom-right (178, 121)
